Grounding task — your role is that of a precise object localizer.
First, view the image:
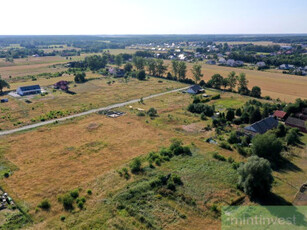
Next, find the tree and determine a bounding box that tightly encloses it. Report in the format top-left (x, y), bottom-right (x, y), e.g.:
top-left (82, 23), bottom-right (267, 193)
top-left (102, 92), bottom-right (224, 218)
top-left (249, 107), bottom-right (262, 123)
top-left (191, 64), bottom-right (203, 83)
top-left (238, 156), bottom-right (273, 198)
top-left (226, 109), bottom-right (235, 121)
top-left (276, 123), bottom-right (287, 137)
top-left (178, 62), bottom-right (187, 80)
top-left (250, 86), bottom-right (261, 98)
top-left (84, 55), bottom-right (108, 70)
top-left (285, 128), bottom-right (300, 145)
top-left (172, 60), bottom-right (179, 78)
top-left (147, 59), bottom-right (157, 76)
top-left (137, 70), bottom-right (146, 80)
top-left (130, 158), bottom-right (142, 173)
top-left (251, 133), bottom-right (283, 162)
top-left (222, 78), bottom-right (229, 90)
top-left (156, 59), bottom-right (167, 77)
top-left (124, 62), bottom-right (133, 72)
top-left (208, 74), bottom-right (224, 89)
top-left (115, 55), bottom-right (123, 67)
top-left (235, 108), bottom-right (242, 116)
top-left (74, 72), bottom-right (86, 83)
top-left (227, 71), bottom-right (237, 91)
top-left (132, 56), bottom-right (145, 70)
top-left (147, 107), bottom-right (158, 117)
top-left (0, 76), bottom-right (10, 94)
top-left (238, 73), bottom-right (249, 95)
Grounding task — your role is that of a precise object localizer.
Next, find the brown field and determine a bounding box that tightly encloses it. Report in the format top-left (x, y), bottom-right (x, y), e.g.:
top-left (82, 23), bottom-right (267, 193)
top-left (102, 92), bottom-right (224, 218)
top-left (164, 60), bottom-right (307, 102)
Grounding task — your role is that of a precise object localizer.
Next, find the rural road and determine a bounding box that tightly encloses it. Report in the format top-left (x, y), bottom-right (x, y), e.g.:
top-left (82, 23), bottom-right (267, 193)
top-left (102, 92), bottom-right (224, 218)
top-left (0, 86), bottom-right (190, 136)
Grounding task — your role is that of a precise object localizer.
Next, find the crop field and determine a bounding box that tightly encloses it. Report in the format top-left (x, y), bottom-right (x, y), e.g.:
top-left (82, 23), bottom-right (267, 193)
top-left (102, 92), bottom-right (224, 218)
top-left (0, 53), bottom-right (100, 79)
top-left (163, 60), bottom-right (307, 102)
top-left (0, 76), bottom-right (187, 130)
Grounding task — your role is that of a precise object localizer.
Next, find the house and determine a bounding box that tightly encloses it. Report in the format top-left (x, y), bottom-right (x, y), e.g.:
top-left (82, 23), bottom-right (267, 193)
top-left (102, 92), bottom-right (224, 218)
top-left (54, 81), bottom-right (69, 91)
top-left (243, 116), bottom-right (279, 136)
top-left (186, 85), bottom-right (204, 94)
top-left (279, 64), bottom-right (295, 70)
top-left (273, 110), bottom-right (287, 121)
top-left (226, 59), bottom-right (235, 66)
top-left (178, 54), bottom-right (186, 60)
top-left (16, 85), bottom-right (41, 96)
top-left (218, 58), bottom-right (226, 65)
top-left (108, 67), bottom-right (125, 78)
top-left (206, 60), bottom-right (216, 65)
top-left (285, 117), bottom-right (307, 133)
top-left (256, 62), bottom-right (266, 67)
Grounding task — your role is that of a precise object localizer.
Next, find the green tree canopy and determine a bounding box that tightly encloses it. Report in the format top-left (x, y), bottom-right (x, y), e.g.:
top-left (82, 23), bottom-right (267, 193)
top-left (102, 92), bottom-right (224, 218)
top-left (238, 156), bottom-right (273, 198)
top-left (0, 75), bottom-right (10, 94)
top-left (191, 64), bottom-right (203, 83)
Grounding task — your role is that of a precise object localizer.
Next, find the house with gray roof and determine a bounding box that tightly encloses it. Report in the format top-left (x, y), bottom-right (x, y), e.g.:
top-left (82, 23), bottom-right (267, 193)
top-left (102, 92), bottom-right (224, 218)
top-left (243, 116), bottom-right (278, 136)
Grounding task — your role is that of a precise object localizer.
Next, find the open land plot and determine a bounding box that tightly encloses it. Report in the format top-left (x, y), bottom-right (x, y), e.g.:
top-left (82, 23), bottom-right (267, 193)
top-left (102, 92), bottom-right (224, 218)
top-left (164, 60), bottom-right (307, 102)
top-left (0, 91), bottom-right (246, 229)
top-left (0, 53), bottom-right (100, 78)
top-left (0, 76), bottom-right (187, 130)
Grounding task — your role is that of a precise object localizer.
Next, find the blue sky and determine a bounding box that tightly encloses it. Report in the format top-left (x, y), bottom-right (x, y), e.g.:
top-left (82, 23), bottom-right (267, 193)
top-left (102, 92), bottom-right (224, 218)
top-left (1, 0), bottom-right (306, 35)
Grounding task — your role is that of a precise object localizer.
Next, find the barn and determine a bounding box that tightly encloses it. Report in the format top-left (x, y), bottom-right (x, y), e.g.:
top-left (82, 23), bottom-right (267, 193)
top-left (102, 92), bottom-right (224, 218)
top-left (16, 85), bottom-right (41, 96)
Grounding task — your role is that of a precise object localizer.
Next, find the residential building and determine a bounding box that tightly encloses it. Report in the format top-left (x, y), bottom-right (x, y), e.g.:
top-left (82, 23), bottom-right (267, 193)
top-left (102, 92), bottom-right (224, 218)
top-left (16, 85), bottom-right (41, 96)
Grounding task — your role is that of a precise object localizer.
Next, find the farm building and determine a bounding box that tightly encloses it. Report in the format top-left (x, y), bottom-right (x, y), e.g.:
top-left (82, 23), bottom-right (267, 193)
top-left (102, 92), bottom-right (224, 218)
top-left (186, 85), bottom-right (204, 94)
top-left (108, 67), bottom-right (125, 78)
top-left (285, 117), bottom-right (307, 133)
top-left (243, 116), bottom-right (278, 136)
top-left (206, 60), bottom-right (216, 65)
top-left (16, 85), bottom-right (41, 96)
top-left (256, 61), bottom-right (266, 67)
top-left (54, 81), bottom-right (69, 91)
top-left (273, 110), bottom-right (287, 121)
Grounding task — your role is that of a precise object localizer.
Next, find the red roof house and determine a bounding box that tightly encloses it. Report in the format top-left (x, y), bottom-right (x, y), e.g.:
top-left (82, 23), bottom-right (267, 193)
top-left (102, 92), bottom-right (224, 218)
top-left (273, 110), bottom-right (287, 120)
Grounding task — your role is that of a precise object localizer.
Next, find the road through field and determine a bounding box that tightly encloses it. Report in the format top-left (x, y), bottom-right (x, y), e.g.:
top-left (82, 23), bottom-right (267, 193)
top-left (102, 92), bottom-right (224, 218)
top-left (0, 86), bottom-right (190, 136)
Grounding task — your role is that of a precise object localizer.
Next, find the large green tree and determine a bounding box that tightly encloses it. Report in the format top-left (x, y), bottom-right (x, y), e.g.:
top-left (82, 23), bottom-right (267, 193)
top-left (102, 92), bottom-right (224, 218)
top-left (0, 75), bottom-right (10, 94)
top-left (191, 64), bottom-right (203, 83)
top-left (156, 59), bottom-right (167, 77)
top-left (178, 62), bottom-right (187, 80)
top-left (238, 73), bottom-right (249, 95)
top-left (172, 60), bottom-right (179, 78)
top-left (227, 71), bottom-right (237, 91)
top-left (238, 156), bottom-right (273, 198)
top-left (115, 55), bottom-right (123, 67)
top-left (250, 86), bottom-right (262, 98)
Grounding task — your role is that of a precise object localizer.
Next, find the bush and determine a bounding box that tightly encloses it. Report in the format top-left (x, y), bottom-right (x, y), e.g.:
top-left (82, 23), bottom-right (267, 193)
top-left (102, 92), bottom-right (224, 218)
top-left (228, 131), bottom-right (240, 144)
top-left (147, 107), bottom-right (157, 117)
top-left (137, 111), bottom-right (145, 116)
top-left (60, 216), bottom-right (66, 221)
top-left (137, 70), bottom-right (146, 80)
top-left (213, 152), bottom-right (226, 161)
top-left (87, 189), bottom-right (92, 195)
top-left (62, 194), bottom-right (74, 210)
top-left (130, 158), bottom-right (142, 173)
top-left (285, 128), bottom-right (300, 146)
top-left (238, 156), bottom-right (273, 198)
top-left (70, 189), bottom-right (79, 199)
top-left (38, 199), bottom-right (51, 210)
top-left (211, 94), bottom-right (220, 100)
top-left (219, 141), bottom-right (232, 151)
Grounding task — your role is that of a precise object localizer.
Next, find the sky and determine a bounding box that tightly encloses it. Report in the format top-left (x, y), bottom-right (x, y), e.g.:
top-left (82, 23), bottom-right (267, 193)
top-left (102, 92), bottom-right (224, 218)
top-left (1, 0), bottom-right (307, 35)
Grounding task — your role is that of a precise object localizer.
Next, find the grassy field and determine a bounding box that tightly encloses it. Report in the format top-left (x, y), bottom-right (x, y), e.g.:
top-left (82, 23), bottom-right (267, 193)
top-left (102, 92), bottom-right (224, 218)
top-left (164, 60), bottom-right (307, 102)
top-left (0, 88), bottom-right (306, 228)
top-left (0, 90), bottom-right (245, 229)
top-left (0, 76), bottom-right (187, 130)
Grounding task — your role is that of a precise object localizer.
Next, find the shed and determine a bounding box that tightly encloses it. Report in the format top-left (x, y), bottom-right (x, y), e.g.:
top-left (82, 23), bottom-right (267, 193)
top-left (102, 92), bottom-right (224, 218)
top-left (16, 85), bottom-right (41, 96)
top-left (186, 85), bottom-right (204, 94)
top-left (285, 117), bottom-right (307, 133)
top-left (273, 110), bottom-right (287, 120)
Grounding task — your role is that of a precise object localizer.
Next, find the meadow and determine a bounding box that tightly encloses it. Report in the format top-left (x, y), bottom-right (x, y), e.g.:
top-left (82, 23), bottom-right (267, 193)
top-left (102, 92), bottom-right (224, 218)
top-left (0, 75), bottom-right (187, 130)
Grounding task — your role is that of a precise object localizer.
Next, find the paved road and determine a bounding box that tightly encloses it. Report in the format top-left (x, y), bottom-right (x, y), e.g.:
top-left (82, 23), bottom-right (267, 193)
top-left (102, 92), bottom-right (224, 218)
top-left (0, 86), bottom-right (190, 136)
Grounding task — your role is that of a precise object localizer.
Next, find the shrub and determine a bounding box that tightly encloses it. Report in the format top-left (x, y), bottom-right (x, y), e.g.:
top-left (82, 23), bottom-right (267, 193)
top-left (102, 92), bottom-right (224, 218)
top-left (62, 194), bottom-right (74, 210)
top-left (147, 107), bottom-right (157, 117)
top-left (87, 189), bottom-right (92, 195)
top-left (171, 174), bottom-right (183, 185)
top-left (285, 128), bottom-right (300, 146)
top-left (70, 189), bottom-right (79, 199)
top-left (38, 199), bottom-right (51, 210)
top-left (219, 141), bottom-right (232, 151)
top-left (211, 94), bottom-right (220, 100)
top-left (228, 131), bottom-right (240, 144)
top-left (130, 158), bottom-right (142, 173)
top-left (137, 111), bottom-right (145, 116)
top-left (60, 216), bottom-right (66, 221)
top-left (238, 156), bottom-right (273, 198)
top-left (137, 70), bottom-right (146, 80)
top-left (167, 182), bottom-right (176, 191)
top-left (213, 152), bottom-right (226, 161)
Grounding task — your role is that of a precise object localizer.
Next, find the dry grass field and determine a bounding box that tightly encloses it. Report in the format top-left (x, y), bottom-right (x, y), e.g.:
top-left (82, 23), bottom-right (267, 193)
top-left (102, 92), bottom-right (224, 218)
top-left (0, 91), bottom-right (242, 229)
top-left (0, 76), bottom-right (187, 129)
top-left (164, 60), bottom-right (307, 102)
